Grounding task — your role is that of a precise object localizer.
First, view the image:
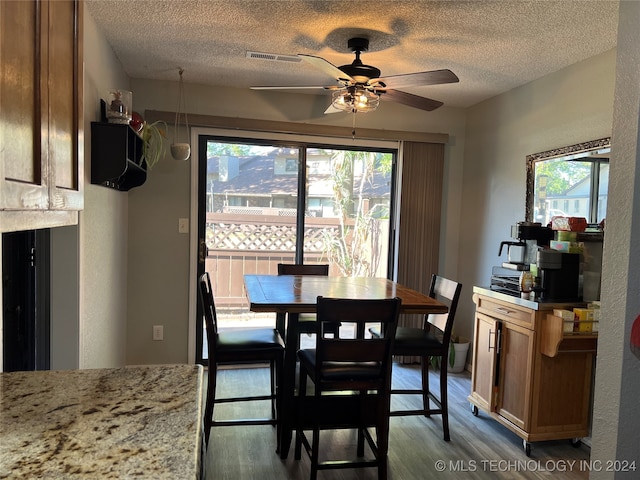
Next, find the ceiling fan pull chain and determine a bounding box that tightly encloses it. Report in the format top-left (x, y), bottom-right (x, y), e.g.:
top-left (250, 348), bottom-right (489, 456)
top-left (352, 112), bottom-right (356, 139)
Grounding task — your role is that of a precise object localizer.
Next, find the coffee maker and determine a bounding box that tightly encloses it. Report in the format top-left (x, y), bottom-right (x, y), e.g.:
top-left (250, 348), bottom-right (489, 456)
top-left (536, 249), bottom-right (581, 301)
top-left (499, 222), bottom-right (553, 270)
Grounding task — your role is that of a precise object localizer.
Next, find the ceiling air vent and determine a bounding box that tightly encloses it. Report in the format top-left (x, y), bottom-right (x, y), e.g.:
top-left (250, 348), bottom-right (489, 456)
top-left (246, 51), bottom-right (301, 63)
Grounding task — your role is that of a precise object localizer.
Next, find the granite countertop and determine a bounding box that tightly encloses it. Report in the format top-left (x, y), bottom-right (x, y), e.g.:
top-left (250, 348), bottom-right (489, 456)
top-left (0, 364), bottom-right (204, 479)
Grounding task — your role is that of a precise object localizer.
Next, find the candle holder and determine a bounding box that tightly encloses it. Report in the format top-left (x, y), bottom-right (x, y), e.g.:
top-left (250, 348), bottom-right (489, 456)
top-left (105, 90), bottom-right (132, 124)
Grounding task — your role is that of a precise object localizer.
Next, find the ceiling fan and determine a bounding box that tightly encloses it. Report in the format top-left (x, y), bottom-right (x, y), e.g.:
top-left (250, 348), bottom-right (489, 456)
top-left (251, 37), bottom-right (459, 114)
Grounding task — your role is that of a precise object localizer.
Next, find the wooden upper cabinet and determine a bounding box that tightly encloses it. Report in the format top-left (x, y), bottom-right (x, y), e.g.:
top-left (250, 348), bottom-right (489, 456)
top-left (48, 0), bottom-right (83, 210)
top-left (0, 0), bottom-right (83, 214)
top-left (0, 0), bottom-right (47, 210)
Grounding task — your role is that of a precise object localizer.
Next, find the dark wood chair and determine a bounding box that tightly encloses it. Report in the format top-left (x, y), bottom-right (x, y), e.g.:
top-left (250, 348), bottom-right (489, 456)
top-left (198, 272), bottom-right (284, 446)
top-left (370, 274), bottom-right (462, 441)
top-left (295, 296), bottom-right (401, 480)
top-left (276, 263), bottom-right (340, 346)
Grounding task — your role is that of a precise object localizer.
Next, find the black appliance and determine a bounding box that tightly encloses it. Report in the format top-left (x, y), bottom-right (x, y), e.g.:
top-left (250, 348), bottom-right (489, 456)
top-left (510, 222), bottom-right (554, 244)
top-left (499, 222), bottom-right (553, 271)
top-left (537, 250), bottom-right (581, 301)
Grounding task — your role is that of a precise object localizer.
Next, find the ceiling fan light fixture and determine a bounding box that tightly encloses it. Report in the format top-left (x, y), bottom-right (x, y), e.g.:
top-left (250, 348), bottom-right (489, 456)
top-left (331, 86), bottom-right (379, 113)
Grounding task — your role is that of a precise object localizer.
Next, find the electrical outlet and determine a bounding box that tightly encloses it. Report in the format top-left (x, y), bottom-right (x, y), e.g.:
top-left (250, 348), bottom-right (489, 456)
top-left (153, 325), bottom-right (164, 341)
top-left (178, 218), bottom-right (189, 234)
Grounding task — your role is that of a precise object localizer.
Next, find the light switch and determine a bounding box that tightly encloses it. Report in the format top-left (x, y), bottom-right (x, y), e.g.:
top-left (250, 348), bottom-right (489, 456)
top-left (178, 218), bottom-right (189, 234)
top-left (153, 325), bottom-right (164, 341)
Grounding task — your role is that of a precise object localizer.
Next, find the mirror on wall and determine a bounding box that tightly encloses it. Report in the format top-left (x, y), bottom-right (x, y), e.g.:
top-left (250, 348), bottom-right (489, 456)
top-left (526, 138), bottom-right (610, 225)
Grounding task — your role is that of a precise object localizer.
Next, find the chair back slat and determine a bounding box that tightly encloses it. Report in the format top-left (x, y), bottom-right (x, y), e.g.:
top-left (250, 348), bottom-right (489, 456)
top-left (315, 296), bottom-right (401, 382)
top-left (277, 263), bottom-right (329, 276)
top-left (426, 275), bottom-right (462, 343)
top-left (198, 272), bottom-right (219, 337)
top-left (320, 339), bottom-right (388, 363)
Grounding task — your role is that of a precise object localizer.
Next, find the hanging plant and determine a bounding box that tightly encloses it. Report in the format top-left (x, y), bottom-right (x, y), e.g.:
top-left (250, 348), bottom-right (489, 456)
top-left (140, 120), bottom-right (167, 170)
top-left (171, 67), bottom-right (191, 161)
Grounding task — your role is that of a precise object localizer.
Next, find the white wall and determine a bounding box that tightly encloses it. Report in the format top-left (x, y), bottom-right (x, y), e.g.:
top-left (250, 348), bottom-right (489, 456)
top-left (590, 1), bottom-right (640, 474)
top-left (456, 49), bottom-right (616, 342)
top-left (77, 4), bottom-right (130, 368)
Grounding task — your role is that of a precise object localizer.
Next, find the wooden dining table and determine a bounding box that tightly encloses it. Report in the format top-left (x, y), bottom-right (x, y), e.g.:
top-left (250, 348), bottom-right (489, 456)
top-left (244, 274), bottom-right (449, 459)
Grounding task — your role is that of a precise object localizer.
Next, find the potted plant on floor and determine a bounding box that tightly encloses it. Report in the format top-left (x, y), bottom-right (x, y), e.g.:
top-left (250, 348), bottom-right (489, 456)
top-left (429, 334), bottom-right (470, 373)
top-left (448, 335), bottom-right (470, 373)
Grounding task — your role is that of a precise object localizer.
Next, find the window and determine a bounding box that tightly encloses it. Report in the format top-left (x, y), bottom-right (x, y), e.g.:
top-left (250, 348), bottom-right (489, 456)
top-left (196, 133), bottom-right (398, 363)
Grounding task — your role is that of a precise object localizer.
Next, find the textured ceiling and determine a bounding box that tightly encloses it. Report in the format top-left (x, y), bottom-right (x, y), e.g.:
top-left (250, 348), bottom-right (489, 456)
top-left (86, 0), bottom-right (619, 109)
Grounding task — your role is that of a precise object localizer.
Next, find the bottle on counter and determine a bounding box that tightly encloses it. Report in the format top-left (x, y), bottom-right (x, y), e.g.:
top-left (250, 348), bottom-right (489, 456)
top-left (519, 271), bottom-right (534, 299)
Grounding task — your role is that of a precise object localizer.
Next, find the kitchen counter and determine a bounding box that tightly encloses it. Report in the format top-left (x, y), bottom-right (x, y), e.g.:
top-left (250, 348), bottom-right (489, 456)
top-left (473, 285), bottom-right (587, 310)
top-left (0, 364), bottom-right (204, 479)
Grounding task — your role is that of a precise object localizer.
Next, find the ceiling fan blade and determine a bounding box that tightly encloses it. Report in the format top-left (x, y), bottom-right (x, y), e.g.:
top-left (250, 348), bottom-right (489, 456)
top-left (251, 85), bottom-right (329, 90)
top-left (376, 69), bottom-right (459, 89)
top-left (382, 89), bottom-right (444, 111)
top-left (324, 103), bottom-right (343, 114)
top-left (299, 54), bottom-right (354, 83)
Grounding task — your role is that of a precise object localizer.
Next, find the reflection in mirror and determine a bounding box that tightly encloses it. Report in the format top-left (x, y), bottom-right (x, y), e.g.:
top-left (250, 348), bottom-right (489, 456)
top-left (526, 138), bottom-right (610, 225)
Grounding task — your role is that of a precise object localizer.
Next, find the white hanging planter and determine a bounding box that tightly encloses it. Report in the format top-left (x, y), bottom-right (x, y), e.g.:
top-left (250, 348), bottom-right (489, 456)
top-left (171, 143), bottom-right (190, 161)
top-left (171, 68), bottom-right (190, 161)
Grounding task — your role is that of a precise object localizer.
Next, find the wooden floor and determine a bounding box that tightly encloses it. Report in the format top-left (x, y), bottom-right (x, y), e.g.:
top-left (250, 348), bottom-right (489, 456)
top-left (204, 364), bottom-right (591, 480)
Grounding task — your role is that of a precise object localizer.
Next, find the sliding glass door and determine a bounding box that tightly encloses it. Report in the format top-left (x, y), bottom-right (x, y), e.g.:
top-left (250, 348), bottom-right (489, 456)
top-left (196, 135), bottom-right (397, 363)
top-left (303, 148), bottom-right (392, 277)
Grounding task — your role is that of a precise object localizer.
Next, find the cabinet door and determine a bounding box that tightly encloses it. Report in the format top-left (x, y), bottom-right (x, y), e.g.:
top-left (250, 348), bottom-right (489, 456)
top-left (496, 321), bottom-right (535, 431)
top-left (48, 0), bottom-right (83, 210)
top-left (0, 0), bottom-right (49, 209)
top-left (0, 0), bottom-right (82, 212)
top-left (470, 312), bottom-right (499, 412)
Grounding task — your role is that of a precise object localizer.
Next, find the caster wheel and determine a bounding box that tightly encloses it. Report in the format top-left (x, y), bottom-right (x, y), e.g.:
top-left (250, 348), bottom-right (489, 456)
top-left (571, 438), bottom-right (582, 448)
top-left (471, 404), bottom-right (479, 416)
top-left (523, 440), bottom-right (531, 457)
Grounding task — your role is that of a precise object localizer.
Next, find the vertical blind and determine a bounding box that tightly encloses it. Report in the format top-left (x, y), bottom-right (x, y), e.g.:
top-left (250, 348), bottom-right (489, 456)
top-left (396, 141), bottom-right (445, 363)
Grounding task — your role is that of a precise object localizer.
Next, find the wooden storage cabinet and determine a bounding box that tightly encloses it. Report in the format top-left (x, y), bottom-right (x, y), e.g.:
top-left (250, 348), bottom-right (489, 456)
top-left (469, 289), bottom-right (597, 455)
top-left (0, 0), bottom-right (83, 231)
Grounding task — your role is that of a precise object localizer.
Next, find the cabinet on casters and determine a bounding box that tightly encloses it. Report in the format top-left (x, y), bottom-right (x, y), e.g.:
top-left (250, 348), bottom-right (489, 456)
top-left (91, 122), bottom-right (147, 191)
top-left (468, 287), bottom-right (597, 456)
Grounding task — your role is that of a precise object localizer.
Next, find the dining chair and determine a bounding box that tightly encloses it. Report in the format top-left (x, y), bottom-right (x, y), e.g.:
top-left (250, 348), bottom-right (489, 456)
top-left (294, 296), bottom-right (401, 480)
top-left (198, 272), bottom-right (284, 446)
top-left (276, 263), bottom-right (340, 347)
top-left (369, 274), bottom-right (462, 441)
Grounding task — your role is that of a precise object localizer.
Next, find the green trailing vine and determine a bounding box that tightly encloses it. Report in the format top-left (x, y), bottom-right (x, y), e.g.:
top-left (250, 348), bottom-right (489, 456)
top-left (140, 121), bottom-right (167, 170)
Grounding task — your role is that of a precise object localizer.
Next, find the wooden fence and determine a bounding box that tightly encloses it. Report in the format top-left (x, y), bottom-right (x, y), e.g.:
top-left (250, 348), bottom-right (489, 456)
top-left (204, 212), bottom-right (388, 308)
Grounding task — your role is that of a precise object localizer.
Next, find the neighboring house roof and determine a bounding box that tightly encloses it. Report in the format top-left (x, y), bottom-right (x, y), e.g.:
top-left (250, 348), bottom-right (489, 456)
top-left (208, 155), bottom-right (391, 198)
